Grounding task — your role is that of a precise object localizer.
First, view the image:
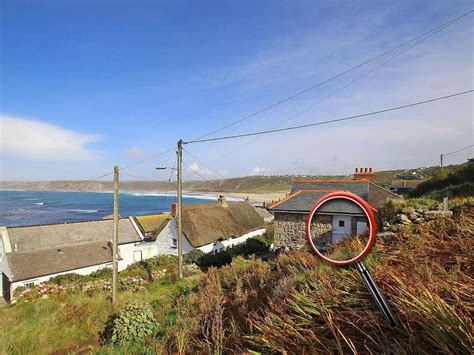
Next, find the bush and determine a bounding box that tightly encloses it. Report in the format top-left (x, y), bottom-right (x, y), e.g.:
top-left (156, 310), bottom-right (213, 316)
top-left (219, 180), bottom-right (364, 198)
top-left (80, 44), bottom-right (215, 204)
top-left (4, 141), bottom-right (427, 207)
top-left (198, 251), bottom-right (233, 269)
top-left (101, 301), bottom-right (158, 345)
top-left (183, 249), bottom-right (205, 265)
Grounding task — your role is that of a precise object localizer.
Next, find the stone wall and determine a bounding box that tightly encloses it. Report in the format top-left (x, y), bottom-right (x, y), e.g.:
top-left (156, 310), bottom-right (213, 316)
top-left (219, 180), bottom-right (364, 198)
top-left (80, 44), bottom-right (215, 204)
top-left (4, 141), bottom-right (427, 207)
top-left (274, 212), bottom-right (332, 248)
top-left (381, 206), bottom-right (453, 232)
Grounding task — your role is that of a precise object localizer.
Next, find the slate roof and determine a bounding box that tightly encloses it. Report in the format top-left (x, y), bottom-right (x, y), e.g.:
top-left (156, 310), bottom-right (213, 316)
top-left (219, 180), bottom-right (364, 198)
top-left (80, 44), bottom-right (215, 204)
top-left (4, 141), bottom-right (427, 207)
top-left (7, 218), bottom-right (142, 253)
top-left (290, 180), bottom-right (369, 200)
top-left (7, 241), bottom-right (114, 282)
top-left (182, 202), bottom-right (265, 248)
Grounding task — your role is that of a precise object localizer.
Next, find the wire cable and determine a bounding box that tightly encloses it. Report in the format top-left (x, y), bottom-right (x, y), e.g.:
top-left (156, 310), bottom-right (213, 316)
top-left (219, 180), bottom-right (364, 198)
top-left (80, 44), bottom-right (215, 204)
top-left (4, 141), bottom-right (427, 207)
top-left (188, 19), bottom-right (461, 170)
top-left (183, 161), bottom-right (222, 191)
top-left (442, 144), bottom-right (474, 156)
top-left (182, 148), bottom-right (226, 180)
top-left (191, 9), bottom-right (473, 141)
top-left (184, 90), bottom-right (473, 144)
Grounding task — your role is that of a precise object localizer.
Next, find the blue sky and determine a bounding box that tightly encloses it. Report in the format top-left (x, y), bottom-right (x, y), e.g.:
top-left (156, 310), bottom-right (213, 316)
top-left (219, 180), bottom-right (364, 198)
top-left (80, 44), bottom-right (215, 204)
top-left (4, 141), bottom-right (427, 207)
top-left (1, 0), bottom-right (472, 181)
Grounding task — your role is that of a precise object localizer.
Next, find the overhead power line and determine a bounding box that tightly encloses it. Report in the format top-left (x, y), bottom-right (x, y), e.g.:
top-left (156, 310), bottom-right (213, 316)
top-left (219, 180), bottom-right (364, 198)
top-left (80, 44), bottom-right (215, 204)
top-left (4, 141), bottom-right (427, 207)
top-left (191, 9), bottom-right (473, 141)
top-left (443, 144), bottom-right (474, 156)
top-left (183, 90), bottom-right (473, 144)
top-left (187, 16), bottom-right (464, 173)
top-left (87, 9), bottom-right (472, 174)
top-left (182, 148), bottom-right (226, 180)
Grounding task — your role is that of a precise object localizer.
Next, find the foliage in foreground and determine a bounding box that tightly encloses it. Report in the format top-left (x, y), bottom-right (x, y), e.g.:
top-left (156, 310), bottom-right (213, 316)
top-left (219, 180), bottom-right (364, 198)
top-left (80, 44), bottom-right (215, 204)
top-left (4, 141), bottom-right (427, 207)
top-left (162, 208), bottom-right (473, 354)
top-left (101, 301), bottom-right (157, 345)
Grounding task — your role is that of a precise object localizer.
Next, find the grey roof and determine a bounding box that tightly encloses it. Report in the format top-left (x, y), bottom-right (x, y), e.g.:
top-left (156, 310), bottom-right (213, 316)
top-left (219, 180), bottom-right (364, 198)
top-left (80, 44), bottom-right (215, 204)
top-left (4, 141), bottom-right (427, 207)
top-left (270, 191), bottom-right (334, 212)
top-left (317, 199), bottom-right (365, 215)
top-left (290, 180), bottom-right (369, 200)
top-left (253, 206), bottom-right (274, 222)
top-left (270, 191), bottom-right (366, 214)
top-left (7, 218), bottom-right (142, 253)
top-left (7, 241), bottom-right (113, 282)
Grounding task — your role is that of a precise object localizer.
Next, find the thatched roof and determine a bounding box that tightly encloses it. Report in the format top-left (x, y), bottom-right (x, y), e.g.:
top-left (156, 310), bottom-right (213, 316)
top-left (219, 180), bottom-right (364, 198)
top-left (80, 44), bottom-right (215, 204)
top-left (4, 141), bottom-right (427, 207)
top-left (182, 202), bottom-right (265, 248)
top-left (135, 214), bottom-right (171, 240)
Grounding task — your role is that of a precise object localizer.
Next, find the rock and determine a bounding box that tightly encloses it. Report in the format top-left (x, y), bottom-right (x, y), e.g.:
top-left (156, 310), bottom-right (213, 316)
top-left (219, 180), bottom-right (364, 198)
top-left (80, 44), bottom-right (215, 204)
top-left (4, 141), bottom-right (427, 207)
top-left (42, 294), bottom-right (49, 299)
top-left (383, 221), bottom-right (391, 227)
top-left (396, 214), bottom-right (411, 224)
top-left (390, 224), bottom-right (401, 232)
top-left (408, 212), bottom-right (419, 220)
top-left (414, 218), bottom-right (425, 224)
top-left (401, 207), bottom-right (415, 215)
top-left (377, 231), bottom-right (396, 238)
top-left (424, 210), bottom-right (453, 220)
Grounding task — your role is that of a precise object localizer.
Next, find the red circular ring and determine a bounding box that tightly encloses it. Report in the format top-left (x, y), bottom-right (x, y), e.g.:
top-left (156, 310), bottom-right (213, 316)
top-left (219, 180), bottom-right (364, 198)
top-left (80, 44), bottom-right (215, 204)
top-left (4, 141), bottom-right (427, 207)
top-left (305, 191), bottom-right (377, 266)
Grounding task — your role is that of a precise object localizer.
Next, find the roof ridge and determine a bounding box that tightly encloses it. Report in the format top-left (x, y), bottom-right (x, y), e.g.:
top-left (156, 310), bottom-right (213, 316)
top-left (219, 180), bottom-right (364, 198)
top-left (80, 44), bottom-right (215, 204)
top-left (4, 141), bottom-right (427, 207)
top-left (267, 190), bottom-right (304, 209)
top-left (293, 179), bottom-right (369, 183)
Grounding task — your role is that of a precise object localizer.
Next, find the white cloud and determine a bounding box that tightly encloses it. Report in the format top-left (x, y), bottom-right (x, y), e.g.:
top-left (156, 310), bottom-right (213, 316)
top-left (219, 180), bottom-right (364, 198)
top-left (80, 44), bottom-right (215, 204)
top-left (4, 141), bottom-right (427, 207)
top-left (250, 166), bottom-right (271, 176)
top-left (0, 114), bottom-right (100, 162)
top-left (125, 147), bottom-right (146, 159)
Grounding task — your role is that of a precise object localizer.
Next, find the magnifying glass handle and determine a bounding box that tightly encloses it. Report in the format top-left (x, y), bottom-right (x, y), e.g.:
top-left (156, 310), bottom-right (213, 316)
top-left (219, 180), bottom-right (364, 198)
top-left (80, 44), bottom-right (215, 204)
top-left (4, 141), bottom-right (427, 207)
top-left (356, 261), bottom-right (397, 328)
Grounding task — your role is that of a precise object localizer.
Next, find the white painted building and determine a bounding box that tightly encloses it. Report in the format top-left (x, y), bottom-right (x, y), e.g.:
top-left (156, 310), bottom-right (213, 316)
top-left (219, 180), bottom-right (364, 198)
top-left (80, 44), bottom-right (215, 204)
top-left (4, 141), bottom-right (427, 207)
top-left (1, 198), bottom-right (266, 301)
top-left (0, 217), bottom-right (151, 301)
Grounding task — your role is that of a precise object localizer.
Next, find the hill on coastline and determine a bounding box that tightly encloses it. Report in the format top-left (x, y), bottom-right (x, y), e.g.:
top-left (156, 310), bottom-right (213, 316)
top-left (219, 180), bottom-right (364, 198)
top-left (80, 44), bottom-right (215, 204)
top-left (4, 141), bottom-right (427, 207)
top-left (0, 163), bottom-right (466, 194)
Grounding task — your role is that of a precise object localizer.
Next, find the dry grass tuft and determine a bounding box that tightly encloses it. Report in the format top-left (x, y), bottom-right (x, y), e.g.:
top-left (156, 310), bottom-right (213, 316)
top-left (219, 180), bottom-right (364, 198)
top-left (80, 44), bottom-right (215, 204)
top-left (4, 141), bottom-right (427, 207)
top-left (163, 209), bottom-right (473, 354)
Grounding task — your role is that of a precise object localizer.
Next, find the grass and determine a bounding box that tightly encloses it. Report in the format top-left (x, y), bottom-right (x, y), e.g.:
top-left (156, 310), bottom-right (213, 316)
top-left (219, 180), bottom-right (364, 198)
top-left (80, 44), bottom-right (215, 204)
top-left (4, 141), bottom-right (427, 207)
top-left (0, 272), bottom-right (200, 354)
top-left (1, 207), bottom-right (472, 353)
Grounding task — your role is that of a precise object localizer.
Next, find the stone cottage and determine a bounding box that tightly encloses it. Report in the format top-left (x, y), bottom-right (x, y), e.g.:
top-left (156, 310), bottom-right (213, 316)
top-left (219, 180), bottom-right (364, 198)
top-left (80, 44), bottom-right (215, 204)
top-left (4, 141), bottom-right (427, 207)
top-left (268, 168), bottom-right (400, 249)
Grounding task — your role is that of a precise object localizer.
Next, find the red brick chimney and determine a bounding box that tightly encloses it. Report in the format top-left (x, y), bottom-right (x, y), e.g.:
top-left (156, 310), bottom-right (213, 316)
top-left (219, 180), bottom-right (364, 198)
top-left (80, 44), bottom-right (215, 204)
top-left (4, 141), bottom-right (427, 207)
top-left (353, 167), bottom-right (375, 182)
top-left (171, 203), bottom-right (177, 216)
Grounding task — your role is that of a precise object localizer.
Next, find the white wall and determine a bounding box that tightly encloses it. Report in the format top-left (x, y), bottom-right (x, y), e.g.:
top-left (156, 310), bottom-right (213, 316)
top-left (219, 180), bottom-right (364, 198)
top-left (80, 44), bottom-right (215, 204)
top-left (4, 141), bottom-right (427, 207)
top-left (10, 262), bottom-right (112, 297)
top-left (196, 228), bottom-right (266, 254)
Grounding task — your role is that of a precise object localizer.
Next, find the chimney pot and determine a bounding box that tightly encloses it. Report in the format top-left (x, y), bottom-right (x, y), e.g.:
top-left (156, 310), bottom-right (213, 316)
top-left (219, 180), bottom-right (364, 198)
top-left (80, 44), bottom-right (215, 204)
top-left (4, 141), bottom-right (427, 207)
top-left (355, 168), bottom-right (359, 173)
top-left (171, 203), bottom-right (177, 216)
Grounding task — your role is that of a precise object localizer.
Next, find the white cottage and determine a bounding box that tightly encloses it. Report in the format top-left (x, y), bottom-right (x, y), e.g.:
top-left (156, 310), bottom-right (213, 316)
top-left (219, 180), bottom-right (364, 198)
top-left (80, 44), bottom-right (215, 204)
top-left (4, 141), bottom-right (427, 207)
top-left (135, 197), bottom-right (267, 256)
top-left (0, 217), bottom-right (153, 301)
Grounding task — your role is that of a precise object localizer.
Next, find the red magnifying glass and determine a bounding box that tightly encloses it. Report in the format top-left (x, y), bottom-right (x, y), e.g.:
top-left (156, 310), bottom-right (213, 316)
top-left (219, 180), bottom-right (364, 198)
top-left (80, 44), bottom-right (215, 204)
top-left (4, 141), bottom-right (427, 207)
top-left (306, 191), bottom-right (397, 328)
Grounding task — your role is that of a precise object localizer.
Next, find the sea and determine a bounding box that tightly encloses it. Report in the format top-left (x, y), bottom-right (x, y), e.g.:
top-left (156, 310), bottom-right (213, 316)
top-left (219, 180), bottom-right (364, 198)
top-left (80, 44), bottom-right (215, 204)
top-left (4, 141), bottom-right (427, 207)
top-left (0, 190), bottom-right (227, 227)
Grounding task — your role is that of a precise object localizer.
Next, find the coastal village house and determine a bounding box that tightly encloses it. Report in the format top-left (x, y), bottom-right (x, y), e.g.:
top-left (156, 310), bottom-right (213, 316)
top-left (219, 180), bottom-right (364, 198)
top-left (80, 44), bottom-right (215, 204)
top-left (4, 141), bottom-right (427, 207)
top-left (1, 196), bottom-right (265, 301)
top-left (268, 168), bottom-right (400, 249)
top-left (134, 196), bottom-right (266, 255)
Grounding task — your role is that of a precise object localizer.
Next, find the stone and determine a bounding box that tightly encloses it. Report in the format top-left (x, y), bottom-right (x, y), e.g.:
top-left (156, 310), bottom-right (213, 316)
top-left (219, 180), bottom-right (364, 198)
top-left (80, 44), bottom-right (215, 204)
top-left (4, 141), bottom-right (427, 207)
top-left (396, 214), bottom-right (411, 224)
top-left (424, 210), bottom-right (453, 220)
top-left (383, 221), bottom-right (391, 227)
top-left (408, 212), bottom-right (419, 220)
top-left (42, 294), bottom-right (49, 299)
top-left (401, 207), bottom-right (415, 215)
top-left (414, 218), bottom-right (425, 224)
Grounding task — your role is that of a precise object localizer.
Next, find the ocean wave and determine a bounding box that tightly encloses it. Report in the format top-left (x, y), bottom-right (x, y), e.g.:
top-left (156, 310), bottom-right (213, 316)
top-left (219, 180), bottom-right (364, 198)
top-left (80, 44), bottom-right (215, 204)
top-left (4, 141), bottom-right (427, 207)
top-left (35, 202), bottom-right (44, 206)
top-left (67, 209), bottom-right (99, 213)
top-left (126, 192), bottom-right (219, 200)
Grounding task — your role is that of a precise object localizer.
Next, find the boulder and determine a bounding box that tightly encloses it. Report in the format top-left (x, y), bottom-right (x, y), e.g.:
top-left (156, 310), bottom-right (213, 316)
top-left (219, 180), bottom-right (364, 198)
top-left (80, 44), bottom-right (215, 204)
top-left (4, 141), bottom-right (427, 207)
top-left (424, 210), bottom-right (453, 220)
top-left (395, 214), bottom-right (411, 224)
top-left (401, 207), bottom-right (416, 215)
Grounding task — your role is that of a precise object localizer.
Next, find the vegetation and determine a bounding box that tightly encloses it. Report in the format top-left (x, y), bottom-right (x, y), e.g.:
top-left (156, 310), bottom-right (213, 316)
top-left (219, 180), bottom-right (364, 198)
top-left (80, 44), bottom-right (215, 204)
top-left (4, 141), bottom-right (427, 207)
top-left (101, 301), bottom-right (158, 345)
top-left (196, 231), bottom-right (274, 269)
top-left (1, 212), bottom-right (472, 353)
top-left (410, 159), bottom-right (474, 198)
top-left (162, 209), bottom-right (473, 353)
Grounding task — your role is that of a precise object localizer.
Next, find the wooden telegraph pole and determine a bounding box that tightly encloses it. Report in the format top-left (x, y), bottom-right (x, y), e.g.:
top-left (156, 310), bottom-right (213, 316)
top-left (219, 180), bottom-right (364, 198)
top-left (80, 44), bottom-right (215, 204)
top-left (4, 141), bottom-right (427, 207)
top-left (440, 154), bottom-right (444, 168)
top-left (176, 140), bottom-right (184, 279)
top-left (112, 165), bottom-right (119, 305)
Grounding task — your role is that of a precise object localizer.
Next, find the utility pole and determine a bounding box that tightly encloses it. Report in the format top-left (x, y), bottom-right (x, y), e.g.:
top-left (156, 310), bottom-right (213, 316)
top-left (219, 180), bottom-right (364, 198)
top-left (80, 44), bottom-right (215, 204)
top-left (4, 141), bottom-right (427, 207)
top-left (440, 154), bottom-right (444, 168)
top-left (176, 140), bottom-right (184, 279)
top-left (112, 165), bottom-right (119, 305)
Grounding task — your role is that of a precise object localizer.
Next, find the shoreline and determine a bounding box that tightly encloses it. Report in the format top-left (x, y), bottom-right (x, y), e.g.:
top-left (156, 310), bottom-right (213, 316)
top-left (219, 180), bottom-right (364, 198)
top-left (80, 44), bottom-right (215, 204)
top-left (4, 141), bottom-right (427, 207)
top-left (0, 189), bottom-right (288, 204)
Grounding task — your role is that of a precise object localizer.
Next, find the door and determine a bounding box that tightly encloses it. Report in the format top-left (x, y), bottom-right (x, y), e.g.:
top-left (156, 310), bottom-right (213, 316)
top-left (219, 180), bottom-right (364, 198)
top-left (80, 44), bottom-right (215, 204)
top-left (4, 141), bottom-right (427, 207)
top-left (332, 216), bottom-right (352, 244)
top-left (356, 221), bottom-right (368, 235)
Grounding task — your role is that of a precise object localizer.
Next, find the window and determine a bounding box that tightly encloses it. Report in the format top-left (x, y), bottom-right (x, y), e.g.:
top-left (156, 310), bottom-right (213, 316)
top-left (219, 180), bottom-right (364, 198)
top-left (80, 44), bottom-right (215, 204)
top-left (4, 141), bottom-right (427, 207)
top-left (338, 220), bottom-right (345, 227)
top-left (171, 238), bottom-right (177, 248)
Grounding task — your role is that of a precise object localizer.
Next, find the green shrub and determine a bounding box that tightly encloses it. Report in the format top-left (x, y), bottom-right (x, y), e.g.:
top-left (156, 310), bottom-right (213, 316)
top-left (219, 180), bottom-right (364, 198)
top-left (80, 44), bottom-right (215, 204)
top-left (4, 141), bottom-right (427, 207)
top-left (183, 249), bottom-right (205, 265)
top-left (101, 301), bottom-right (158, 345)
